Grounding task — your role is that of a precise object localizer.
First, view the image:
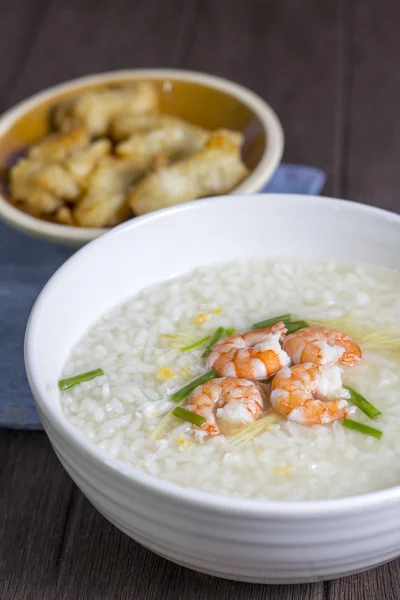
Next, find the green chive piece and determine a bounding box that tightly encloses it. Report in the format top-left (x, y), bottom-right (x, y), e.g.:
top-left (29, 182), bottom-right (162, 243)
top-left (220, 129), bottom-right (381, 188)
top-left (225, 327), bottom-right (235, 336)
top-left (285, 320), bottom-right (309, 335)
top-left (344, 385), bottom-right (382, 420)
top-left (58, 368), bottom-right (104, 390)
top-left (342, 418), bottom-right (382, 439)
top-left (173, 406), bottom-right (206, 427)
top-left (202, 327), bottom-right (226, 357)
top-left (251, 313), bottom-right (291, 330)
top-left (170, 370), bottom-right (217, 403)
top-left (181, 335), bottom-right (210, 353)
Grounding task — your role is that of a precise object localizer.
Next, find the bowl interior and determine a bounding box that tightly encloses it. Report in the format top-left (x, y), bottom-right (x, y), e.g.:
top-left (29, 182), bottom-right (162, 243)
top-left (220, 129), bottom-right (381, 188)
top-left (26, 194), bottom-right (400, 433)
top-left (0, 77), bottom-right (266, 204)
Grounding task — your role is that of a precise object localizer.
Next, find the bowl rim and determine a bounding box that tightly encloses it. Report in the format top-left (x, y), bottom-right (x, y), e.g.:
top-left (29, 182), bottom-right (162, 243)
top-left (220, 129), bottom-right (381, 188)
top-left (0, 68), bottom-right (284, 244)
top-left (25, 192), bottom-right (400, 517)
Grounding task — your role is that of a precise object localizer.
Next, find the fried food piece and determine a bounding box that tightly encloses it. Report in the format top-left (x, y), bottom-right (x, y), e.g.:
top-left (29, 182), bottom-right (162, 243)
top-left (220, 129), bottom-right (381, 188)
top-left (34, 163), bottom-right (81, 199)
top-left (29, 126), bottom-right (89, 160)
top-left (11, 158), bottom-right (79, 213)
top-left (73, 157), bottom-right (139, 227)
top-left (55, 206), bottom-right (75, 225)
top-left (115, 117), bottom-right (209, 169)
top-left (53, 82), bottom-right (158, 136)
top-left (10, 128), bottom-right (111, 214)
top-left (110, 114), bottom-right (161, 141)
top-left (129, 129), bottom-right (249, 215)
top-left (64, 139), bottom-right (111, 185)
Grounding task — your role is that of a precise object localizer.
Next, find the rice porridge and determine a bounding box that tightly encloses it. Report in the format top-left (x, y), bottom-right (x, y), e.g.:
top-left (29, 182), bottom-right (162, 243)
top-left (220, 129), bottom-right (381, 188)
top-left (59, 260), bottom-right (400, 501)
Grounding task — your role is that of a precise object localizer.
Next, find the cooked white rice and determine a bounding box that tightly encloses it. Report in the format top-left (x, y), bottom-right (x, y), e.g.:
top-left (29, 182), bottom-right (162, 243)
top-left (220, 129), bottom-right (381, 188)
top-left (60, 260), bottom-right (400, 501)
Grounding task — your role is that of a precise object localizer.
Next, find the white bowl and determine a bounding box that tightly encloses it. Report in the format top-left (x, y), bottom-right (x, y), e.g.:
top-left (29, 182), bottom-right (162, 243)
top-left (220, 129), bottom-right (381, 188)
top-left (25, 194), bottom-right (400, 583)
top-left (0, 69), bottom-right (283, 246)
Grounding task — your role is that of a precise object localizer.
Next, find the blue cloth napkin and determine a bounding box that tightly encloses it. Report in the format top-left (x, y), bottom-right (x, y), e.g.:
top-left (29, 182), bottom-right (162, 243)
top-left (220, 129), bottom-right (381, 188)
top-left (0, 164), bottom-right (326, 430)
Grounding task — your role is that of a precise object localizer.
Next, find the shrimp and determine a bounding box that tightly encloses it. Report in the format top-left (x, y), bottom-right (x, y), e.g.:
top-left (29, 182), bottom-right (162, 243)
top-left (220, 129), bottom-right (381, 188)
top-left (283, 327), bottom-right (362, 367)
top-left (270, 363), bottom-right (349, 424)
top-left (185, 377), bottom-right (266, 436)
top-left (206, 322), bottom-right (290, 380)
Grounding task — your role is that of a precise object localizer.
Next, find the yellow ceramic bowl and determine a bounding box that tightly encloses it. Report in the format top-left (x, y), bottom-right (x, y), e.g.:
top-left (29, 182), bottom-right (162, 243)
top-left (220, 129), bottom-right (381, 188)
top-left (0, 69), bottom-right (284, 246)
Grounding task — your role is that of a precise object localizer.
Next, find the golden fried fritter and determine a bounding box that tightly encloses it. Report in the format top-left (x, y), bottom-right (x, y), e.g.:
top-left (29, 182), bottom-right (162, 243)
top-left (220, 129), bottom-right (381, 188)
top-left (129, 129), bottom-right (249, 215)
top-left (53, 82), bottom-right (158, 136)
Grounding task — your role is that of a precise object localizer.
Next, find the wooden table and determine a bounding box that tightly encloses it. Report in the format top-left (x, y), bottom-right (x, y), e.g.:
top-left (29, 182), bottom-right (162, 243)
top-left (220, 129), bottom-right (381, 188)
top-left (1, 0), bottom-right (399, 597)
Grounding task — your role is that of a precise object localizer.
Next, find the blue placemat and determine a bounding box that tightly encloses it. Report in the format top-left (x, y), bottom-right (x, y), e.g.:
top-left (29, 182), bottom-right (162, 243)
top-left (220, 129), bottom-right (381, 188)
top-left (0, 164), bottom-right (326, 430)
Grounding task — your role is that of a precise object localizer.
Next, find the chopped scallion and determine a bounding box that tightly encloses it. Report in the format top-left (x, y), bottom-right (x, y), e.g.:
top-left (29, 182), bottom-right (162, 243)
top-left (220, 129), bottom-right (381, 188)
top-left (201, 327), bottom-right (226, 357)
top-left (170, 370), bottom-right (218, 403)
top-left (58, 368), bottom-right (104, 390)
top-left (151, 397), bottom-right (185, 440)
top-left (342, 418), bottom-right (382, 439)
top-left (344, 385), bottom-right (382, 420)
top-left (181, 335), bottom-right (210, 353)
top-left (225, 327), bottom-right (235, 336)
top-left (173, 406), bottom-right (206, 427)
top-left (251, 313), bottom-right (291, 330)
top-left (285, 320), bottom-right (309, 335)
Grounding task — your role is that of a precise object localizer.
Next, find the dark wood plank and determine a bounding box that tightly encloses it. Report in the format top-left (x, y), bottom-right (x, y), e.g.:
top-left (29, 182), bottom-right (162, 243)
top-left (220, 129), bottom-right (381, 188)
top-left (54, 491), bottom-right (324, 600)
top-left (344, 0), bottom-right (400, 211)
top-left (185, 0), bottom-right (344, 196)
top-left (0, 0), bottom-right (52, 111)
top-left (328, 562), bottom-right (400, 600)
top-left (0, 431), bottom-right (75, 599)
top-left (3, 0), bottom-right (200, 110)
